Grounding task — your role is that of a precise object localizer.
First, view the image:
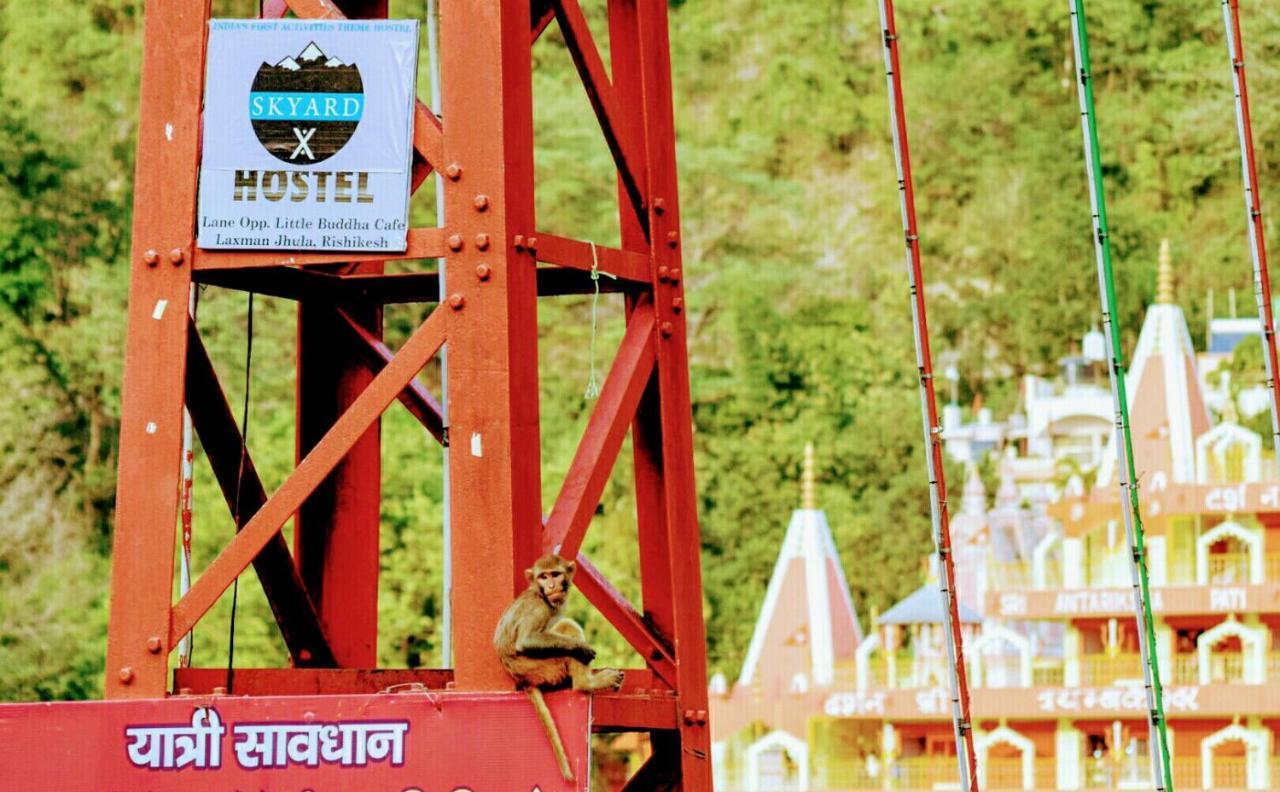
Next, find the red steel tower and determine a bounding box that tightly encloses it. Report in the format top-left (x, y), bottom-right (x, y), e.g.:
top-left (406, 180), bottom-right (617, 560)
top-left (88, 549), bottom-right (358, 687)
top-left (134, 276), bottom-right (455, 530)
top-left (103, 0), bottom-right (711, 786)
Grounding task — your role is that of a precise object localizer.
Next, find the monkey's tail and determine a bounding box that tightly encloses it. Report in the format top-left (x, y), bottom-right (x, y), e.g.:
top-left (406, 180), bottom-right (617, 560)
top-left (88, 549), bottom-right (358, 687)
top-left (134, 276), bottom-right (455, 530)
top-left (527, 687), bottom-right (574, 782)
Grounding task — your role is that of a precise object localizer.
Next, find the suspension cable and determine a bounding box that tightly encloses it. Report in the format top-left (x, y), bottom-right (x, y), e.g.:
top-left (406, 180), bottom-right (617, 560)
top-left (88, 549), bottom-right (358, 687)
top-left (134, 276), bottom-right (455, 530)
top-left (1067, 1), bottom-right (1173, 788)
top-left (875, 2), bottom-right (978, 788)
top-left (1221, 0), bottom-right (1280, 452)
top-left (227, 291), bottom-right (255, 693)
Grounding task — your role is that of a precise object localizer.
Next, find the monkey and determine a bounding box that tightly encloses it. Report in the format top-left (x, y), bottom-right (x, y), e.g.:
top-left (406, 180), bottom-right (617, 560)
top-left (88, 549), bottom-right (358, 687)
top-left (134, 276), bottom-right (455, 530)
top-left (494, 553), bottom-right (625, 782)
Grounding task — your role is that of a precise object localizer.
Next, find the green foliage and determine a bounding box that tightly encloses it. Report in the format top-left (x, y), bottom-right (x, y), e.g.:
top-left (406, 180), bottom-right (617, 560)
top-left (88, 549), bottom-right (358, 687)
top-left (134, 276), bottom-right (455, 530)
top-left (2, 0), bottom-right (1279, 698)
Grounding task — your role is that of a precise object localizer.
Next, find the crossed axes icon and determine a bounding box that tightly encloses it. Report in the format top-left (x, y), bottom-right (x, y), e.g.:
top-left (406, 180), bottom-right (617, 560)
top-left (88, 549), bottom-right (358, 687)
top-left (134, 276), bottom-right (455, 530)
top-left (291, 127), bottom-right (316, 160)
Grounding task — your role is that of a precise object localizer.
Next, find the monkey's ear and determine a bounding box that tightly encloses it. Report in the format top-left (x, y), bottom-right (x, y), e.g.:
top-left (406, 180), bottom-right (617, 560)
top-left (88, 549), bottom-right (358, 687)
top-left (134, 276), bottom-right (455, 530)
top-left (524, 567), bottom-right (535, 583)
top-left (565, 560), bottom-right (576, 576)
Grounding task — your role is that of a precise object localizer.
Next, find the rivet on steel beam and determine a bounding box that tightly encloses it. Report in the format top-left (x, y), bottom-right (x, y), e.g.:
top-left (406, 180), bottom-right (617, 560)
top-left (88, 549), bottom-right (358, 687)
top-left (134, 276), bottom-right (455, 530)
top-left (672, 297), bottom-right (684, 313)
top-left (473, 194), bottom-right (490, 212)
top-left (654, 197), bottom-right (666, 215)
top-left (445, 163), bottom-right (462, 181)
top-left (475, 233), bottom-right (491, 251)
top-left (178, 687), bottom-right (193, 696)
top-left (526, 236), bottom-right (538, 253)
top-left (212, 686), bottom-right (228, 695)
top-left (667, 231), bottom-right (679, 248)
top-left (669, 268), bottom-right (681, 284)
top-left (657, 266), bottom-right (670, 282)
top-left (119, 667), bottom-right (135, 684)
top-left (513, 234), bottom-right (526, 251)
top-left (146, 636), bottom-right (162, 654)
top-left (696, 709), bottom-right (708, 724)
top-left (475, 264), bottom-right (492, 281)
top-left (683, 709), bottom-right (696, 724)
top-left (169, 248), bottom-right (185, 265)
top-left (298, 648), bottom-right (313, 662)
top-left (660, 321), bottom-right (674, 337)
top-left (449, 293), bottom-right (466, 310)
top-left (144, 249), bottom-right (159, 267)
top-left (447, 234), bottom-right (464, 252)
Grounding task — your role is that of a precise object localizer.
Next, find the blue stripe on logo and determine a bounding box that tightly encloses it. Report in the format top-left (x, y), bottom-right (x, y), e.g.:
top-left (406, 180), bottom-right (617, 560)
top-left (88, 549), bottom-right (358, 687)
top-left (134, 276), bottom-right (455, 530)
top-left (249, 92), bottom-right (364, 121)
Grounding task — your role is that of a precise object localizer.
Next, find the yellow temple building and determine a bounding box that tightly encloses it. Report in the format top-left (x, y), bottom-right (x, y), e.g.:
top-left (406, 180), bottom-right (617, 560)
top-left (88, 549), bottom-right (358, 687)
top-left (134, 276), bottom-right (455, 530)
top-left (711, 243), bottom-right (1280, 790)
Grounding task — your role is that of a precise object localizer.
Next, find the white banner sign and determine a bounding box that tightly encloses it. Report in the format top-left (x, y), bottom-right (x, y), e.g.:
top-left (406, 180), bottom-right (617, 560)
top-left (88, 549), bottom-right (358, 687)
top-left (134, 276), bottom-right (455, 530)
top-left (197, 19), bottom-right (419, 252)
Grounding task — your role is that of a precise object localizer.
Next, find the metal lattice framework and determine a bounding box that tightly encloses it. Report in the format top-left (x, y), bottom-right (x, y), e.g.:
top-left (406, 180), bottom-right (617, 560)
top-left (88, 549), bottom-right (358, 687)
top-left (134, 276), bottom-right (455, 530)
top-left (103, 1), bottom-right (711, 787)
top-left (876, 1), bottom-right (979, 789)
top-left (1221, 0), bottom-right (1280, 454)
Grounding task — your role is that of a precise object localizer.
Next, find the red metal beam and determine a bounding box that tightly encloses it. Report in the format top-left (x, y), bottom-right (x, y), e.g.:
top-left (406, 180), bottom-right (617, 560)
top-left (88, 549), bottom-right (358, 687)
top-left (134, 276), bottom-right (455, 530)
top-left (169, 307), bottom-right (447, 645)
top-left (104, 0), bottom-right (208, 700)
top-left (195, 266), bottom-right (354, 302)
top-left (592, 691), bottom-right (678, 733)
top-left (185, 325), bottom-right (336, 667)
top-left (550, 0), bottom-right (649, 238)
top-left (545, 300), bottom-right (656, 558)
top-left (296, 268), bottom-right (384, 668)
top-left (441, 0), bottom-right (545, 691)
top-left (531, 0), bottom-right (556, 44)
top-left (174, 667), bottom-right (454, 696)
top-left (198, 266), bottom-right (631, 304)
top-left (572, 554), bottom-right (676, 687)
top-left (610, 0), bottom-right (675, 641)
top-left (620, 731), bottom-right (682, 790)
top-left (335, 306), bottom-right (446, 444)
top-left (534, 233), bottom-right (651, 283)
top-left (631, 0), bottom-right (714, 782)
top-left (192, 227), bottom-right (447, 270)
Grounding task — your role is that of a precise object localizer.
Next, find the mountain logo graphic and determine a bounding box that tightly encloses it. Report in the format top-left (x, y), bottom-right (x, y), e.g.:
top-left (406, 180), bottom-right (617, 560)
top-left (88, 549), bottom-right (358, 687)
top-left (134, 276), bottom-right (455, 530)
top-left (249, 42), bottom-right (364, 164)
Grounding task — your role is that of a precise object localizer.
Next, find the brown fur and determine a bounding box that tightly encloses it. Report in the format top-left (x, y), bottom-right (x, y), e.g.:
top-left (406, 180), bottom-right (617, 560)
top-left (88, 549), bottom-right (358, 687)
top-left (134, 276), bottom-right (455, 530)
top-left (494, 554), bottom-right (625, 780)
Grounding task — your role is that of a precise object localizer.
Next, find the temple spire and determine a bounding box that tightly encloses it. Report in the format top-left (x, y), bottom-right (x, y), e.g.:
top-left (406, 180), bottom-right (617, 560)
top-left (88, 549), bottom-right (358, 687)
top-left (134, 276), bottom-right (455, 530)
top-left (1156, 238), bottom-right (1174, 305)
top-left (802, 442), bottom-right (816, 510)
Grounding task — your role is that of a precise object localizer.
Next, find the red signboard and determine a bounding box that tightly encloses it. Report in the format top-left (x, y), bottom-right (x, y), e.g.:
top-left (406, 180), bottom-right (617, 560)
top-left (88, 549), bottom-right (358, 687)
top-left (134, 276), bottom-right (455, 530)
top-left (0, 690), bottom-right (590, 791)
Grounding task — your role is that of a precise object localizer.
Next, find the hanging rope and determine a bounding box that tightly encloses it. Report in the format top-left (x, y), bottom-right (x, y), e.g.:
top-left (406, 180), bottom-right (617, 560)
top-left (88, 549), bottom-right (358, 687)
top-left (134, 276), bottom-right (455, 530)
top-left (1221, 0), bottom-right (1280, 454)
top-left (875, 2), bottom-right (978, 789)
top-left (1067, 2), bottom-right (1173, 788)
top-left (227, 291), bottom-right (255, 694)
top-left (583, 242), bottom-right (616, 400)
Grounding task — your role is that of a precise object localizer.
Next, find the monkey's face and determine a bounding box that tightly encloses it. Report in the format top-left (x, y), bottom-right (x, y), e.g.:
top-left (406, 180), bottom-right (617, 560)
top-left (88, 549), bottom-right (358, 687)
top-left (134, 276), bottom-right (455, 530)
top-left (528, 556), bottom-right (576, 607)
top-left (536, 566), bottom-right (571, 606)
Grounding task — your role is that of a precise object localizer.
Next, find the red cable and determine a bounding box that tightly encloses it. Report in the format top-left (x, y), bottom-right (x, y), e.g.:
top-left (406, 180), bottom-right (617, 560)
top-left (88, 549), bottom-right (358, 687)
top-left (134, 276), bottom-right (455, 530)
top-left (1226, 0), bottom-right (1280, 446)
top-left (879, 1), bottom-right (980, 788)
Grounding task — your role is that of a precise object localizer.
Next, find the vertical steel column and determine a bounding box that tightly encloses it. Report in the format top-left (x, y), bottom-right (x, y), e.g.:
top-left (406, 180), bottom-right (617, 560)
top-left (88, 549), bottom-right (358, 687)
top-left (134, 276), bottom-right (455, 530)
top-left (104, 0), bottom-right (211, 699)
top-left (441, 0), bottom-right (544, 691)
top-left (634, 0), bottom-right (713, 786)
top-left (875, 1), bottom-right (978, 788)
top-left (1222, 0), bottom-right (1280, 452)
top-left (295, 290), bottom-right (383, 667)
top-left (426, 0), bottom-right (453, 670)
top-left (293, 0), bottom-right (389, 669)
top-left (608, 0), bottom-right (675, 644)
top-left (1067, 1), bottom-right (1173, 788)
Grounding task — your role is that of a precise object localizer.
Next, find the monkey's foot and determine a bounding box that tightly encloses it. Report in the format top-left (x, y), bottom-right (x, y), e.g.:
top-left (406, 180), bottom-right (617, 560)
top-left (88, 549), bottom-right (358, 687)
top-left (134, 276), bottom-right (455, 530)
top-left (601, 668), bottom-right (625, 691)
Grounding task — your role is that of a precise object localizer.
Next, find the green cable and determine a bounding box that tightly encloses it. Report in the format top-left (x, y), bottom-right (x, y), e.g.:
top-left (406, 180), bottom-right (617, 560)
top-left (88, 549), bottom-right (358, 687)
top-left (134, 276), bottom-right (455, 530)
top-left (1068, 1), bottom-right (1174, 789)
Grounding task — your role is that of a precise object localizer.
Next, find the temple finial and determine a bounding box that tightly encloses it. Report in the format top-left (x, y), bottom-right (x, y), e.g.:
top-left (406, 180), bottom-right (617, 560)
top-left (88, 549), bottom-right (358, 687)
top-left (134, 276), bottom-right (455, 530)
top-left (1156, 238), bottom-right (1174, 304)
top-left (802, 442), bottom-right (816, 510)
